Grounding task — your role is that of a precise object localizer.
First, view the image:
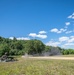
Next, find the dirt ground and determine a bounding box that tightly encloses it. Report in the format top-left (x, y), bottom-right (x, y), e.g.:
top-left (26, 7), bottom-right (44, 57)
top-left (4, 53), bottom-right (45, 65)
top-left (28, 56), bottom-right (74, 60)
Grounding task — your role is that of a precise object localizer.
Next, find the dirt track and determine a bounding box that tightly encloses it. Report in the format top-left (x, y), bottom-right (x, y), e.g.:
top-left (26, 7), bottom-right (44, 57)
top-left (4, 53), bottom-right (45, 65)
top-left (28, 56), bottom-right (74, 60)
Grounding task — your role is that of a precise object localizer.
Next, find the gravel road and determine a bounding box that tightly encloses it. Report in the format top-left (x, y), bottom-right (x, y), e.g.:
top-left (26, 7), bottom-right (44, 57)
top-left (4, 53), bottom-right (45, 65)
top-left (28, 56), bottom-right (74, 60)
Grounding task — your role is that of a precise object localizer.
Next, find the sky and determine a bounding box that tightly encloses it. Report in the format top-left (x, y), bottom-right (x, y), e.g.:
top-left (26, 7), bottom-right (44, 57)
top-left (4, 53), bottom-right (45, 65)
top-left (0, 0), bottom-right (74, 49)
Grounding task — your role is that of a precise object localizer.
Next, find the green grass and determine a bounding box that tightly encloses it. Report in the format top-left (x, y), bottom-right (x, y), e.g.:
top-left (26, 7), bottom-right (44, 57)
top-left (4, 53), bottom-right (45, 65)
top-left (0, 57), bottom-right (74, 75)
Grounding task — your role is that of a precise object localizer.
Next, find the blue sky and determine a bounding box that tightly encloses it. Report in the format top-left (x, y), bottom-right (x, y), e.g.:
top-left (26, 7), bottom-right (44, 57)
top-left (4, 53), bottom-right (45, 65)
top-left (0, 0), bottom-right (74, 49)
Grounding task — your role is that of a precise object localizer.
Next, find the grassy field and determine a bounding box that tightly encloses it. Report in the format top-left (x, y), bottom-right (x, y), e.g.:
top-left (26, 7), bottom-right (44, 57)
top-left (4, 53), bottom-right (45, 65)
top-left (0, 57), bottom-right (74, 75)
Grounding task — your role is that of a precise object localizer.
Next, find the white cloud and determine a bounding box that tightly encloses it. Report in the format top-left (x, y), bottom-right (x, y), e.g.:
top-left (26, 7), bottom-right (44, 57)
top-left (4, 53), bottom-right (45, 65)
top-left (59, 36), bottom-right (69, 42)
top-left (29, 33), bottom-right (37, 38)
top-left (72, 13), bottom-right (74, 19)
top-left (61, 43), bottom-right (74, 49)
top-left (65, 22), bottom-right (70, 26)
top-left (64, 43), bottom-right (74, 46)
top-left (9, 37), bottom-right (14, 40)
top-left (37, 34), bottom-right (47, 39)
top-left (17, 37), bottom-right (30, 40)
top-left (70, 36), bottom-right (74, 38)
top-left (65, 31), bottom-right (73, 34)
top-left (61, 36), bottom-right (74, 49)
top-left (64, 26), bottom-right (68, 29)
top-left (68, 36), bottom-right (74, 43)
top-left (64, 22), bottom-right (70, 29)
top-left (46, 41), bottom-right (60, 47)
top-left (50, 28), bottom-right (66, 33)
top-left (72, 16), bottom-right (74, 19)
top-left (59, 36), bottom-right (74, 43)
top-left (68, 12), bottom-right (74, 19)
top-left (50, 28), bottom-right (58, 33)
top-left (46, 35), bottom-right (74, 49)
top-left (59, 36), bottom-right (74, 48)
top-left (50, 12), bottom-right (74, 35)
top-left (9, 37), bottom-right (30, 40)
top-left (39, 31), bottom-right (47, 34)
top-left (68, 15), bottom-right (72, 18)
top-left (60, 28), bottom-right (67, 32)
top-left (72, 13), bottom-right (74, 15)
top-left (29, 33), bottom-right (47, 39)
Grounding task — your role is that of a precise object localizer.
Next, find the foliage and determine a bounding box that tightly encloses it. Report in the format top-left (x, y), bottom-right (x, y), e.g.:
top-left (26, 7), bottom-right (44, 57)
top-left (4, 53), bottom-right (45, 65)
top-left (0, 36), bottom-right (74, 56)
top-left (45, 46), bottom-right (51, 52)
top-left (62, 49), bottom-right (74, 55)
top-left (0, 44), bottom-right (10, 56)
top-left (0, 37), bottom-right (45, 56)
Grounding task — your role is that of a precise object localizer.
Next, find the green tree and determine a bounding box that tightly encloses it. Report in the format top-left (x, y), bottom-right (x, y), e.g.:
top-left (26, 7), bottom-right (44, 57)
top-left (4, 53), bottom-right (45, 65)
top-left (45, 46), bottom-right (51, 52)
top-left (15, 41), bottom-right (23, 50)
top-left (33, 40), bottom-right (45, 54)
top-left (24, 40), bottom-right (34, 54)
top-left (0, 44), bottom-right (10, 56)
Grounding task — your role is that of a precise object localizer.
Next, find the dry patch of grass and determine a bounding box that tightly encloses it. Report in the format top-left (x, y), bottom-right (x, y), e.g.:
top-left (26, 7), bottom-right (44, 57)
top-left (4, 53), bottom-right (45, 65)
top-left (0, 57), bottom-right (74, 75)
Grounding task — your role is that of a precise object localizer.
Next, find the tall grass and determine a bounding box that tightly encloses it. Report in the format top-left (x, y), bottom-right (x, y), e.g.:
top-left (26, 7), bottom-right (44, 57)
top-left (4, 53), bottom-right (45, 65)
top-left (0, 58), bottom-right (74, 75)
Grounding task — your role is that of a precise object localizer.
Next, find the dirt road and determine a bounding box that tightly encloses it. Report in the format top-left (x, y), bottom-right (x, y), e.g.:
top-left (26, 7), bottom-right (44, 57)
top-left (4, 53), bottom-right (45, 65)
top-left (28, 56), bottom-right (74, 60)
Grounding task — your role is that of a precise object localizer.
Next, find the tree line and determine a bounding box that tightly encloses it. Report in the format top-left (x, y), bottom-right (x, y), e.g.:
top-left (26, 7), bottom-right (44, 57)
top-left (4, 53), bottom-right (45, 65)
top-left (0, 36), bottom-right (74, 57)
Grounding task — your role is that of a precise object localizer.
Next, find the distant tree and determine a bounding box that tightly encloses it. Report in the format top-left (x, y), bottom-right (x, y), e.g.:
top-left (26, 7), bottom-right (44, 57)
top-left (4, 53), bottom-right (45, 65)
top-left (61, 48), bottom-right (74, 55)
top-left (33, 40), bottom-right (45, 54)
top-left (0, 36), bottom-right (74, 56)
top-left (13, 37), bottom-right (17, 42)
top-left (62, 49), bottom-right (69, 55)
top-left (24, 40), bottom-right (34, 54)
top-left (24, 40), bottom-right (45, 54)
top-left (0, 36), bottom-right (3, 42)
top-left (45, 46), bottom-right (51, 52)
top-left (15, 41), bottom-right (23, 50)
top-left (0, 44), bottom-right (10, 56)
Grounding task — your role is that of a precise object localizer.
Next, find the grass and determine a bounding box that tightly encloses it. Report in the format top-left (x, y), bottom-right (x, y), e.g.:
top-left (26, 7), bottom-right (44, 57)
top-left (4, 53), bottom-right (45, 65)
top-left (0, 57), bottom-right (74, 75)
